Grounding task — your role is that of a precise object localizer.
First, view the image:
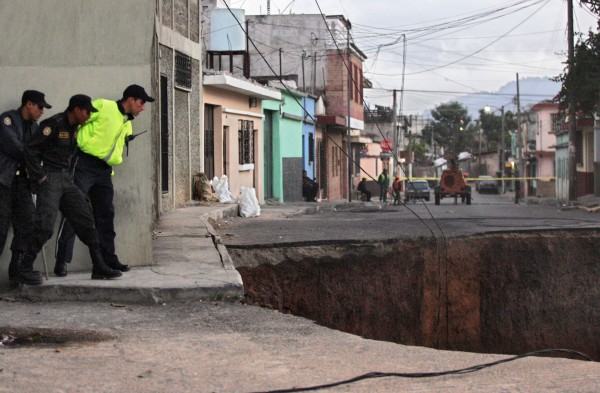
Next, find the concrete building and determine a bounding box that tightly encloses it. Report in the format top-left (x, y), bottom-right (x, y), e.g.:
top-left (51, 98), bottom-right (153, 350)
top-left (261, 84), bottom-right (305, 202)
top-left (522, 102), bottom-right (558, 197)
top-left (554, 116), bottom-right (595, 200)
top-left (202, 72), bottom-right (281, 203)
top-left (245, 14), bottom-right (367, 201)
top-left (0, 0), bottom-right (203, 282)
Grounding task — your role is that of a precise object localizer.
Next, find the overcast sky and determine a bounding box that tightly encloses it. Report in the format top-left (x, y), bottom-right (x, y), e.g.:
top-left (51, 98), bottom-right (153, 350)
top-left (222, 0), bottom-right (598, 115)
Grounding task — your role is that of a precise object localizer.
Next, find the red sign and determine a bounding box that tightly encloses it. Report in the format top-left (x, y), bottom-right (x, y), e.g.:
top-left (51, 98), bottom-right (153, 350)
top-left (380, 139), bottom-right (392, 152)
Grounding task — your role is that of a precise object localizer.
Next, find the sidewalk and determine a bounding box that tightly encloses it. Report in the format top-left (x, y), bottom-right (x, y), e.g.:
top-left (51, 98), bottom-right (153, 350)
top-left (18, 202), bottom-right (244, 305)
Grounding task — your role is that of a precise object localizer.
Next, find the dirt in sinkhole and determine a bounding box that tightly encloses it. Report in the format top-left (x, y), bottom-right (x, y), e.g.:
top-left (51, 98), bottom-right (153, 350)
top-left (229, 231), bottom-right (600, 361)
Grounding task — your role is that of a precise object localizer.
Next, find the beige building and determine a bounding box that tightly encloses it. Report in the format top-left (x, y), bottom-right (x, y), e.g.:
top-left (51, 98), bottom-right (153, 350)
top-left (203, 72), bottom-right (281, 203)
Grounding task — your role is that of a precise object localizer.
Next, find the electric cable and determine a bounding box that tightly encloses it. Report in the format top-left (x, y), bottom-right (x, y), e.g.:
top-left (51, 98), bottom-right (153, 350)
top-left (310, 0), bottom-right (453, 348)
top-left (249, 349), bottom-right (593, 393)
top-left (227, 0), bottom-right (451, 342)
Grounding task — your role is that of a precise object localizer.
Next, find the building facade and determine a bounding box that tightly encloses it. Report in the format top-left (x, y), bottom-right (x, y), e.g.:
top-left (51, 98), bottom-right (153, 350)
top-left (0, 0), bottom-right (203, 281)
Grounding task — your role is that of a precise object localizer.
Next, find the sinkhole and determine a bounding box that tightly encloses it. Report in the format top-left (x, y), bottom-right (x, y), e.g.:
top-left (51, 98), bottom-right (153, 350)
top-left (230, 230), bottom-right (600, 361)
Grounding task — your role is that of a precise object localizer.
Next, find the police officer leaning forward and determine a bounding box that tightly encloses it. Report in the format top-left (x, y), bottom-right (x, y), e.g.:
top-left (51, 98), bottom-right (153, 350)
top-left (55, 85), bottom-right (154, 277)
top-left (16, 95), bottom-right (123, 284)
top-left (0, 90), bottom-right (51, 285)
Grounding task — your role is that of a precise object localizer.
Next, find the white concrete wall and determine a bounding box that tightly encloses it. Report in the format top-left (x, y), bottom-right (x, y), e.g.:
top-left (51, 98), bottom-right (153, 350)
top-left (0, 0), bottom-right (156, 280)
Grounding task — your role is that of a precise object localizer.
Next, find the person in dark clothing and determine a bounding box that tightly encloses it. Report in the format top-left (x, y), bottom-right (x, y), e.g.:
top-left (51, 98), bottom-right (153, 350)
top-left (0, 90), bottom-right (51, 285)
top-left (514, 172), bottom-right (521, 204)
top-left (392, 176), bottom-right (402, 205)
top-left (55, 85), bottom-right (154, 276)
top-left (357, 177), bottom-right (371, 201)
top-left (17, 95), bottom-right (122, 283)
top-left (378, 168), bottom-right (390, 202)
top-left (302, 170), bottom-right (319, 202)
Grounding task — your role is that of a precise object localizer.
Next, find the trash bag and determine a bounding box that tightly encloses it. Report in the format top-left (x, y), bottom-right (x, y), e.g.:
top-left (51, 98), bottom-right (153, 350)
top-left (238, 187), bottom-right (261, 217)
top-left (211, 175), bottom-right (236, 204)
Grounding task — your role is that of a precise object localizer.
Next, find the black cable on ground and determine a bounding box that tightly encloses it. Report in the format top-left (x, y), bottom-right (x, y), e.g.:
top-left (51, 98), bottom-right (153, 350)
top-left (250, 349), bottom-right (593, 393)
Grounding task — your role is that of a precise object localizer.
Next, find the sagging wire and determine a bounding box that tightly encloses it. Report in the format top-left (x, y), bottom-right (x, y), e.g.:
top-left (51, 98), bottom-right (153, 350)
top-left (222, 0), bottom-right (448, 348)
top-left (249, 349), bottom-right (593, 393)
top-left (311, 0), bottom-right (453, 348)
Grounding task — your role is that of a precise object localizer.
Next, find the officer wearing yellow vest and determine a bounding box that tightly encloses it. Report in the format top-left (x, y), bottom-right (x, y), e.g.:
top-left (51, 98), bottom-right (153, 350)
top-left (55, 85), bottom-right (154, 277)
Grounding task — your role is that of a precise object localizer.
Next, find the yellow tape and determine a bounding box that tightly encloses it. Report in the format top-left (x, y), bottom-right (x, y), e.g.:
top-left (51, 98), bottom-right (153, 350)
top-left (406, 177), bottom-right (556, 181)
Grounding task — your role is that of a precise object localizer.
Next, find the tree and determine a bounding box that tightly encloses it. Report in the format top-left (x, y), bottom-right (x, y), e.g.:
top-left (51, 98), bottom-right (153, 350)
top-left (478, 109), bottom-right (517, 152)
top-left (553, 2), bottom-right (600, 115)
top-left (407, 135), bottom-right (429, 164)
top-left (554, 29), bottom-right (600, 115)
top-left (421, 101), bottom-right (475, 157)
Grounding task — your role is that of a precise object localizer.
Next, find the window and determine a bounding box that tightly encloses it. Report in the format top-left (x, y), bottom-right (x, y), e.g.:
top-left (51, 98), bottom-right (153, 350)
top-left (175, 51), bottom-right (192, 89)
top-left (238, 120), bottom-right (254, 165)
top-left (308, 133), bottom-right (315, 163)
top-left (551, 113), bottom-right (561, 134)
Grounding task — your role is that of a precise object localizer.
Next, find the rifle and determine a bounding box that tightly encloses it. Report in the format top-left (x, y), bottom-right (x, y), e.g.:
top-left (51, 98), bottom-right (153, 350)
top-left (125, 130), bottom-right (148, 156)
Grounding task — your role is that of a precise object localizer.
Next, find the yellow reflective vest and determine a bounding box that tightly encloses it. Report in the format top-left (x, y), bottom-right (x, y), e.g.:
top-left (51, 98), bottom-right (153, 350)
top-left (76, 99), bottom-right (132, 166)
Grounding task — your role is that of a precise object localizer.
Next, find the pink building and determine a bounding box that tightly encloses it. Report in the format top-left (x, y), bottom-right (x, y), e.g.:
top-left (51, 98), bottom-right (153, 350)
top-left (524, 102), bottom-right (559, 197)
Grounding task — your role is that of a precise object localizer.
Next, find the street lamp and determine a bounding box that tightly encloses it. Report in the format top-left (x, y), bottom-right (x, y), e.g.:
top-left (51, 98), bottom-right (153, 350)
top-left (484, 105), bottom-right (505, 193)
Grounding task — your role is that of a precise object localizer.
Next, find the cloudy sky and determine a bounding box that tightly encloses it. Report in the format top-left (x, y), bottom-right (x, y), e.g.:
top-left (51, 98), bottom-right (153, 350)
top-left (222, 0), bottom-right (597, 115)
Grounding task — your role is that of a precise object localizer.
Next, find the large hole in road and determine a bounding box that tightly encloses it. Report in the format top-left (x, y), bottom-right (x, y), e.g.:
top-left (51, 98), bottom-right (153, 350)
top-left (230, 230), bottom-right (600, 361)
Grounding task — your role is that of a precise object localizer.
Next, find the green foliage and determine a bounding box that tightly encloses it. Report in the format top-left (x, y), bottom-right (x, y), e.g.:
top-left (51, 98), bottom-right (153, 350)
top-left (554, 29), bottom-right (600, 115)
top-left (478, 109), bottom-right (517, 152)
top-left (421, 101), bottom-right (475, 156)
top-left (408, 136), bottom-right (429, 163)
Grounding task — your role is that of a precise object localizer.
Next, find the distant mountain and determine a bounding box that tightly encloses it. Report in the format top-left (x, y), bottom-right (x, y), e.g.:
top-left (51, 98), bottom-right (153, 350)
top-left (437, 77), bottom-right (561, 119)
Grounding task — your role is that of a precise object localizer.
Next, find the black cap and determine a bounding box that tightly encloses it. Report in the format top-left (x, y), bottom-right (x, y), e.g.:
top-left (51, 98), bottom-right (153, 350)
top-left (22, 90), bottom-right (52, 109)
top-left (68, 94), bottom-right (98, 113)
top-left (122, 84), bottom-right (155, 103)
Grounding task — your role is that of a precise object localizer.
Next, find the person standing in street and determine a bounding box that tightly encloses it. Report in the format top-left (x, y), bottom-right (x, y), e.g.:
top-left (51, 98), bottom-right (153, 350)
top-left (514, 172), bottom-right (521, 204)
top-left (392, 176), bottom-right (402, 205)
top-left (16, 94), bottom-right (122, 283)
top-left (378, 168), bottom-right (390, 203)
top-left (54, 85), bottom-right (154, 277)
top-left (0, 90), bottom-right (51, 284)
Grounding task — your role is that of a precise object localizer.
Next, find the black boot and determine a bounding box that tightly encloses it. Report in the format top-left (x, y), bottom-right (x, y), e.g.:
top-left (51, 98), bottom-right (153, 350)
top-left (90, 248), bottom-right (122, 280)
top-left (54, 259), bottom-right (68, 277)
top-left (15, 252), bottom-right (43, 285)
top-left (107, 260), bottom-right (130, 272)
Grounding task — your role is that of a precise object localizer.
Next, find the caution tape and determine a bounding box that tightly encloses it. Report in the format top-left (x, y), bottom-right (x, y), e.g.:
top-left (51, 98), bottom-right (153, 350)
top-left (405, 177), bottom-right (556, 181)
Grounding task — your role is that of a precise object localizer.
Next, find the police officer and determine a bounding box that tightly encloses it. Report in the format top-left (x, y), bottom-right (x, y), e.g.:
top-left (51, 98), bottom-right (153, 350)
top-left (0, 90), bottom-right (51, 285)
top-left (16, 95), bottom-right (122, 283)
top-left (55, 85), bottom-right (154, 277)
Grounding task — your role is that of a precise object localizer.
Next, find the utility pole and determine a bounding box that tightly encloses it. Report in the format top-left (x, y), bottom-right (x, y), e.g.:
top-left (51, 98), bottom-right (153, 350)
top-left (567, 0), bottom-right (577, 201)
top-left (346, 19), bottom-right (352, 201)
top-left (516, 73), bottom-right (523, 187)
top-left (392, 89), bottom-right (398, 177)
top-left (501, 105), bottom-right (506, 193)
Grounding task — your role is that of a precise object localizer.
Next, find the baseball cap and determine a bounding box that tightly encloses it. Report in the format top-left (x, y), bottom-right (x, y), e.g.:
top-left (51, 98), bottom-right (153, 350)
top-left (69, 94), bottom-right (98, 113)
top-left (22, 90), bottom-right (52, 109)
top-left (122, 84), bottom-right (155, 102)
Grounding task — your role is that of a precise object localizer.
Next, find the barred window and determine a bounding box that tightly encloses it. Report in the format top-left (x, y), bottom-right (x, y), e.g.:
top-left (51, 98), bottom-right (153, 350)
top-left (175, 51), bottom-right (192, 89)
top-left (551, 113), bottom-right (561, 134)
top-left (238, 120), bottom-right (254, 164)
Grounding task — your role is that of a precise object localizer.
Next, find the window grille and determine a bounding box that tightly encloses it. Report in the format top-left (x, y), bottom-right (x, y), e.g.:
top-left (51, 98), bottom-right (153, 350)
top-left (175, 51), bottom-right (192, 89)
top-left (551, 113), bottom-right (561, 134)
top-left (238, 120), bottom-right (254, 164)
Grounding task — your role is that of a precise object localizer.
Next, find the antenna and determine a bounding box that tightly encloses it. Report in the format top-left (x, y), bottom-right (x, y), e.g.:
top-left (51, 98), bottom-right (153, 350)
top-left (267, 0), bottom-right (270, 15)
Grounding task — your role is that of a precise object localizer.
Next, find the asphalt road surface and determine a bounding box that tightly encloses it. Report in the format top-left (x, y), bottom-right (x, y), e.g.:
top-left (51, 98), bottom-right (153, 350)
top-left (215, 193), bottom-right (600, 247)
